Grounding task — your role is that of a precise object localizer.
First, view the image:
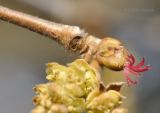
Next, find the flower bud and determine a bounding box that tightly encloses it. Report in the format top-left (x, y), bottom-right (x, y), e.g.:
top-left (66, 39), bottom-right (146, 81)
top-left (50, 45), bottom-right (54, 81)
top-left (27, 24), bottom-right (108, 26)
top-left (96, 37), bottom-right (128, 71)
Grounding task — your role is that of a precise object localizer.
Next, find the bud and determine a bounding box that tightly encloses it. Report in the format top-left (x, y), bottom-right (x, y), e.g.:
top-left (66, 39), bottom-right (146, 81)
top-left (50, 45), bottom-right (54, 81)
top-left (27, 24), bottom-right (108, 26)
top-left (96, 37), bottom-right (128, 71)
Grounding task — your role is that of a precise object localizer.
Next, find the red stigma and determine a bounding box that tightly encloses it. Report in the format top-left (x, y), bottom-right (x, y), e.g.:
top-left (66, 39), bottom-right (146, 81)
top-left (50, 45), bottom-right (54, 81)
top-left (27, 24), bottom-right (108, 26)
top-left (124, 54), bottom-right (151, 86)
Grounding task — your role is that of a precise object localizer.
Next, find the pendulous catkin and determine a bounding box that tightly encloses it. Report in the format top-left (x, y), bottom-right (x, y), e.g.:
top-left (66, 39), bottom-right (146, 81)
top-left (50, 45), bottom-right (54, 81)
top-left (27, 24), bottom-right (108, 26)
top-left (31, 59), bottom-right (126, 113)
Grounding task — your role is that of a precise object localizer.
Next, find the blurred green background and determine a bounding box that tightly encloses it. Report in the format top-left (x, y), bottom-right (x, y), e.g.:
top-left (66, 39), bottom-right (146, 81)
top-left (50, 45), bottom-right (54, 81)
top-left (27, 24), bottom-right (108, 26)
top-left (0, 0), bottom-right (159, 113)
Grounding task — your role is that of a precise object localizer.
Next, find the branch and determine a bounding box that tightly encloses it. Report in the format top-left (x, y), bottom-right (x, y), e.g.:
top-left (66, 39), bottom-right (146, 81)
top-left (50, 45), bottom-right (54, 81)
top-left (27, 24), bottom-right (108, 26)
top-left (0, 5), bottom-right (129, 72)
top-left (0, 5), bottom-right (91, 51)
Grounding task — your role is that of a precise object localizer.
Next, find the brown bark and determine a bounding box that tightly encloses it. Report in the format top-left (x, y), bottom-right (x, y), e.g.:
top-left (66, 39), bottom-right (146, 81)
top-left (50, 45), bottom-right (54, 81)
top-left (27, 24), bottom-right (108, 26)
top-left (0, 5), bottom-right (89, 52)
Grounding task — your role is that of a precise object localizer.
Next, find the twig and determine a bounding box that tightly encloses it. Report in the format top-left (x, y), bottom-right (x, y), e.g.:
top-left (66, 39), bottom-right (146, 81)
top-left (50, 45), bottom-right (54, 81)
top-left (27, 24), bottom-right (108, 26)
top-left (0, 5), bottom-right (91, 52)
top-left (0, 5), bottom-right (129, 72)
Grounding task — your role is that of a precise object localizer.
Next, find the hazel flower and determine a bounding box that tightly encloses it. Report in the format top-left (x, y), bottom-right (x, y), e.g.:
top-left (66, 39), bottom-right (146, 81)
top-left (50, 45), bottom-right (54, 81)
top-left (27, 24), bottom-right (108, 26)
top-left (124, 54), bottom-right (151, 86)
top-left (31, 59), bottom-right (126, 113)
top-left (111, 108), bottom-right (128, 113)
top-left (86, 89), bottom-right (123, 113)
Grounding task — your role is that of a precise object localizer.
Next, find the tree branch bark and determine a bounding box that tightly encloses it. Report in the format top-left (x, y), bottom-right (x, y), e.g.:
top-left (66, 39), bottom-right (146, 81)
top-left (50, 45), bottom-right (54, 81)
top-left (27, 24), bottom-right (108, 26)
top-left (0, 5), bottom-right (129, 72)
top-left (0, 5), bottom-right (92, 52)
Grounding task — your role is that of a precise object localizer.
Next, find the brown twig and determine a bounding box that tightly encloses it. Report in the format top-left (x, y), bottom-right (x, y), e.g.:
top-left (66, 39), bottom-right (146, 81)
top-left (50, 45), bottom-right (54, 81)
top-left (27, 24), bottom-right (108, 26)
top-left (0, 5), bottom-right (129, 72)
top-left (0, 5), bottom-right (91, 52)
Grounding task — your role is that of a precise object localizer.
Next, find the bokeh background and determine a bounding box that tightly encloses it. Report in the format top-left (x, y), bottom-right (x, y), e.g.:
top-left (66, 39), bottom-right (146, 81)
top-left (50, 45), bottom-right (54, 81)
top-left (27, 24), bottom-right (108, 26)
top-left (0, 0), bottom-right (159, 113)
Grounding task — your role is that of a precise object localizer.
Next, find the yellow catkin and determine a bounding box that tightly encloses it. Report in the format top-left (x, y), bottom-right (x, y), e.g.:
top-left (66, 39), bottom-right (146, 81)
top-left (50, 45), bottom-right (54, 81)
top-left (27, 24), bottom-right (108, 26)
top-left (31, 59), bottom-right (126, 113)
